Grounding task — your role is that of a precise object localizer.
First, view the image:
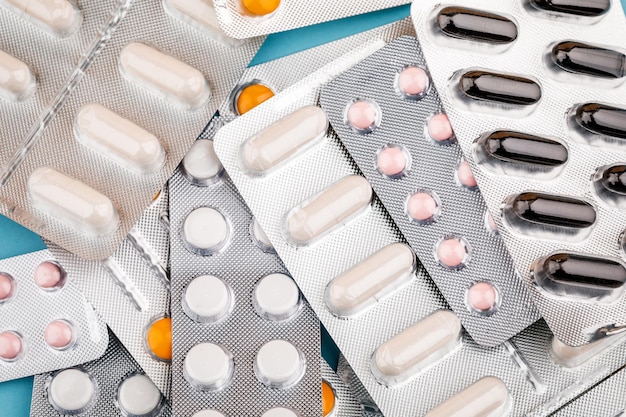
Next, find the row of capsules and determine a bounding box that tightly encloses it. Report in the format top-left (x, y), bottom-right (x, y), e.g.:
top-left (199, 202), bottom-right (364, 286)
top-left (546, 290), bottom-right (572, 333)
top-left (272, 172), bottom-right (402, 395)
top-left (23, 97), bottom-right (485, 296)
top-left (411, 0), bottom-right (626, 347)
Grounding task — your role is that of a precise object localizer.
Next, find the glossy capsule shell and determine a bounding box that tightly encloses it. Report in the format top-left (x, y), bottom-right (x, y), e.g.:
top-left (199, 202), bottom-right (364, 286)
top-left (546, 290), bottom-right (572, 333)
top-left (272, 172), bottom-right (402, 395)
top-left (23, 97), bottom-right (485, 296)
top-left (5, 0), bottom-right (82, 37)
top-left (551, 41), bottom-right (625, 79)
top-left (593, 164), bottom-right (626, 203)
top-left (241, 105), bottom-right (328, 176)
top-left (477, 131), bottom-right (568, 167)
top-left (436, 7), bottom-right (517, 44)
top-left (507, 192), bottom-right (596, 229)
top-left (459, 70), bottom-right (541, 106)
top-left (285, 175), bottom-right (372, 246)
top-left (529, 0), bottom-right (610, 17)
top-left (574, 103), bottom-right (626, 140)
top-left (325, 243), bottom-right (416, 318)
top-left (0, 49), bottom-right (36, 102)
top-left (425, 377), bottom-right (511, 417)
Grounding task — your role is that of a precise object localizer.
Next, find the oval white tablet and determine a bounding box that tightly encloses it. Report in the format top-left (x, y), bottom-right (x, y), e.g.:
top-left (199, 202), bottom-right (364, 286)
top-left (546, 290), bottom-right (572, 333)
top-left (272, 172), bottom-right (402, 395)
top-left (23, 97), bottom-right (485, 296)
top-left (182, 207), bottom-right (230, 255)
top-left (74, 103), bottom-right (165, 174)
top-left (184, 343), bottom-right (233, 390)
top-left (251, 217), bottom-right (273, 251)
top-left (326, 243), bottom-right (416, 318)
top-left (192, 410), bottom-right (227, 417)
top-left (262, 408), bottom-right (300, 417)
top-left (119, 42), bottom-right (210, 110)
top-left (183, 275), bottom-right (233, 323)
top-left (253, 273), bottom-right (301, 321)
top-left (0, 49), bottom-right (36, 102)
top-left (371, 310), bottom-right (462, 386)
top-left (284, 175), bottom-right (372, 246)
top-left (5, 0), bottom-right (82, 37)
top-left (181, 139), bottom-right (223, 185)
top-left (28, 166), bottom-right (119, 237)
top-left (254, 340), bottom-right (305, 388)
top-left (117, 373), bottom-right (162, 416)
top-left (425, 376), bottom-right (512, 417)
top-left (551, 332), bottom-right (626, 368)
top-left (48, 368), bottom-right (96, 413)
top-left (164, 0), bottom-right (221, 32)
top-left (240, 105), bottom-right (328, 176)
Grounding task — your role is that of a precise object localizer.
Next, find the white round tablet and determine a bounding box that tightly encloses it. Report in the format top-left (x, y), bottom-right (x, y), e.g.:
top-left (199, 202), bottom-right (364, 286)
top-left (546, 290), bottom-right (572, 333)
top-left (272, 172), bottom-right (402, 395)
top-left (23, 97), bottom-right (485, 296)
top-left (183, 275), bottom-right (233, 323)
top-left (253, 274), bottom-right (301, 321)
top-left (117, 373), bottom-right (162, 416)
top-left (48, 368), bottom-right (96, 413)
top-left (182, 139), bottom-right (223, 185)
top-left (192, 410), bottom-right (226, 417)
top-left (254, 340), bottom-right (305, 388)
top-left (261, 407), bottom-right (300, 417)
top-left (182, 207), bottom-right (230, 255)
top-left (184, 343), bottom-right (233, 390)
top-left (251, 217), bottom-right (273, 250)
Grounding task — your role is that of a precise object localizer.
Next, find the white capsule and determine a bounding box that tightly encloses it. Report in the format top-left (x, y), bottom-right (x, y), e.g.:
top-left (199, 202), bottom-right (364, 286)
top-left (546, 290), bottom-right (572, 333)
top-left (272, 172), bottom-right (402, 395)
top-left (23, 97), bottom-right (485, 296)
top-left (119, 42), bottom-right (210, 110)
top-left (0, 49), bottom-right (36, 102)
top-left (326, 243), bottom-right (416, 318)
top-left (74, 103), bottom-right (165, 174)
top-left (4, 0), bottom-right (82, 37)
top-left (240, 105), bottom-right (328, 176)
top-left (371, 310), bottom-right (461, 386)
top-left (164, 0), bottom-right (221, 32)
top-left (284, 175), bottom-right (372, 246)
top-left (28, 167), bottom-right (119, 237)
top-left (425, 377), bottom-right (512, 417)
top-left (551, 332), bottom-right (626, 368)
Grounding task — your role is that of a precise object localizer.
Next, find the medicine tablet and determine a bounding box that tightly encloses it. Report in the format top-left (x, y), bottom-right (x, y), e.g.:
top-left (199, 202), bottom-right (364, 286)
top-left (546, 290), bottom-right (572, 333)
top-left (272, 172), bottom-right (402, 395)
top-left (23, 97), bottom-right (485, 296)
top-left (44, 320), bottom-right (75, 350)
top-left (117, 373), bottom-right (162, 416)
top-left (396, 66), bottom-right (429, 99)
top-left (406, 191), bottom-right (440, 224)
top-left (345, 99), bottom-right (381, 134)
top-left (4, 0), bottom-right (82, 37)
top-left (456, 160), bottom-right (478, 190)
top-left (261, 408), bottom-right (300, 417)
top-left (192, 411), bottom-right (226, 417)
top-left (34, 261), bottom-right (66, 290)
top-left (184, 343), bottom-right (234, 390)
top-left (254, 340), bottom-right (305, 388)
top-left (436, 237), bottom-right (470, 270)
top-left (165, 0), bottom-right (223, 33)
top-left (0, 331), bottom-right (23, 361)
top-left (426, 113), bottom-right (454, 143)
top-left (48, 368), bottom-right (96, 413)
top-left (145, 317), bottom-right (172, 362)
top-left (183, 275), bottom-right (233, 323)
top-left (182, 139), bottom-right (224, 186)
top-left (425, 376), bottom-right (511, 417)
top-left (322, 380), bottom-right (337, 417)
top-left (0, 49), bottom-right (36, 102)
top-left (251, 217), bottom-right (274, 251)
top-left (253, 273), bottom-right (301, 321)
top-left (466, 282), bottom-right (499, 315)
top-left (376, 145), bottom-right (410, 179)
top-left (241, 0), bottom-right (281, 17)
top-left (236, 83), bottom-right (275, 115)
top-left (182, 207), bottom-right (230, 255)
top-left (0, 273), bottom-right (15, 303)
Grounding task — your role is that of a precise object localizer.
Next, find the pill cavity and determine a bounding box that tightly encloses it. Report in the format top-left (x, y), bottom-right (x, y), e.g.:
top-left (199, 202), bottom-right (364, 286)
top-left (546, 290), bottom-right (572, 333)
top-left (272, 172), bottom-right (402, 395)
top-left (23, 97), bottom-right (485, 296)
top-left (425, 376), bottom-right (511, 417)
top-left (592, 164), bottom-right (626, 210)
top-left (551, 332), bottom-right (626, 368)
top-left (117, 373), bottom-right (162, 416)
top-left (376, 145), bottom-right (410, 179)
top-left (241, 0), bottom-right (281, 17)
top-left (406, 191), bottom-right (441, 224)
top-left (284, 175), bottom-right (372, 246)
top-left (426, 113), bottom-right (455, 143)
top-left (34, 261), bottom-right (66, 290)
top-left (325, 243), bottom-right (416, 318)
top-left (48, 368), bottom-right (95, 414)
top-left (0, 49), bottom-right (36, 102)
top-left (119, 42), bottom-right (210, 110)
top-left (322, 380), bottom-right (337, 417)
top-left (395, 66), bottom-right (429, 99)
top-left (165, 0), bottom-right (223, 34)
top-left (371, 310), bottom-right (462, 386)
top-left (0, 273), bottom-right (15, 303)
top-left (484, 211), bottom-right (499, 235)
top-left (551, 41), bottom-right (625, 79)
top-left (345, 99), bottom-right (381, 134)
top-left (183, 275), bottom-right (234, 323)
top-left (182, 139), bottom-right (224, 186)
top-left (235, 83), bottom-right (275, 115)
top-left (262, 408), bottom-right (300, 417)
top-left (184, 342), bottom-right (234, 391)
top-left (145, 317), bottom-right (172, 362)
top-left (254, 340), bottom-right (305, 389)
top-left (436, 7), bottom-right (518, 45)
top-left (44, 320), bottom-right (75, 350)
top-left (529, 0), bottom-right (610, 17)
top-left (5, 0), bottom-right (82, 37)
top-left (241, 105), bottom-right (328, 176)
top-left (182, 207), bottom-right (230, 255)
top-left (253, 273), bottom-right (301, 321)
top-left (456, 160), bottom-right (477, 190)
top-left (459, 70), bottom-right (541, 106)
top-left (436, 237), bottom-right (470, 270)
top-left (573, 103), bottom-right (626, 140)
top-left (251, 217), bottom-right (274, 251)
top-left (0, 331), bottom-right (23, 361)
top-left (467, 282), bottom-right (499, 315)
top-left (192, 411), bottom-right (226, 417)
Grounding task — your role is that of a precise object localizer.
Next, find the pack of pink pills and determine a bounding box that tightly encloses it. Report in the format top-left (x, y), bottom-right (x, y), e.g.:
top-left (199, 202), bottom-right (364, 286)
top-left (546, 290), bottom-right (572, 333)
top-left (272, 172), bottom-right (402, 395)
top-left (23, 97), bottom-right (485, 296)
top-left (0, 249), bottom-right (108, 382)
top-left (411, 0), bottom-right (626, 347)
top-left (319, 35), bottom-right (539, 347)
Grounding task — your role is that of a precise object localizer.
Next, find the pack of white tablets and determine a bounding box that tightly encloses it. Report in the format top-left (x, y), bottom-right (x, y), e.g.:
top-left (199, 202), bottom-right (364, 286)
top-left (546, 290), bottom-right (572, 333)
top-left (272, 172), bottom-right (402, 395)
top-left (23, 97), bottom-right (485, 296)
top-left (319, 36), bottom-right (539, 347)
top-left (30, 329), bottom-right (172, 417)
top-left (0, 249), bottom-right (108, 382)
top-left (411, 0), bottom-right (626, 347)
top-left (213, 49), bottom-right (626, 417)
top-left (321, 359), bottom-right (362, 417)
top-left (0, 0), bottom-right (262, 262)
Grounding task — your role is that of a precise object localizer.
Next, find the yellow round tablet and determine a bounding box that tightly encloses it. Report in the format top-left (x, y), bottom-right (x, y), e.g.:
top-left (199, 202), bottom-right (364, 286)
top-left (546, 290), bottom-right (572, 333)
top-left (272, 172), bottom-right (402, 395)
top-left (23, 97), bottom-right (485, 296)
top-left (241, 0), bottom-right (281, 17)
top-left (146, 317), bottom-right (172, 361)
top-left (322, 380), bottom-right (336, 416)
top-left (236, 83), bottom-right (274, 115)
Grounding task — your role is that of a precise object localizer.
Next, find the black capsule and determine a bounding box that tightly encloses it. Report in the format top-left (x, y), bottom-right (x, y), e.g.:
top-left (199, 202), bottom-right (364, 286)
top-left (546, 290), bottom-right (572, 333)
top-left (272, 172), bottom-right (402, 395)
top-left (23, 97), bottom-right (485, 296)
top-left (481, 131), bottom-right (568, 167)
top-left (459, 71), bottom-right (541, 106)
top-left (529, 0), bottom-right (610, 17)
top-left (575, 103), bottom-right (626, 140)
top-left (511, 193), bottom-right (596, 228)
top-left (598, 165), bottom-right (626, 196)
top-left (552, 41), bottom-right (625, 79)
top-left (436, 7), bottom-right (518, 45)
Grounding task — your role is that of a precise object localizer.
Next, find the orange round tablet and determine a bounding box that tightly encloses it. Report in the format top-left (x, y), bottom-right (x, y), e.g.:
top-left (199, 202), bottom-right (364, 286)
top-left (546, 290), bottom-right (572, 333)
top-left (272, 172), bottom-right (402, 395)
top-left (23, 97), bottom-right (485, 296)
top-left (236, 83), bottom-right (274, 115)
top-left (241, 0), bottom-right (281, 16)
top-left (322, 380), bottom-right (336, 416)
top-left (145, 317), bottom-right (172, 361)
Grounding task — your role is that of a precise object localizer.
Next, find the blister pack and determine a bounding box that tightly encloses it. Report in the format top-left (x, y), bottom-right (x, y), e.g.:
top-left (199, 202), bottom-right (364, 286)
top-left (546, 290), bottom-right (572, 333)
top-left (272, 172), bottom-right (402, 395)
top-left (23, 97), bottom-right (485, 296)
top-left (321, 359), bottom-right (362, 417)
top-left (411, 0), bottom-right (626, 346)
top-left (0, 249), bottom-right (108, 382)
top-left (213, 48), bottom-right (626, 416)
top-left (30, 329), bottom-right (172, 417)
top-left (319, 36), bottom-right (539, 346)
top-left (0, 0), bottom-right (262, 261)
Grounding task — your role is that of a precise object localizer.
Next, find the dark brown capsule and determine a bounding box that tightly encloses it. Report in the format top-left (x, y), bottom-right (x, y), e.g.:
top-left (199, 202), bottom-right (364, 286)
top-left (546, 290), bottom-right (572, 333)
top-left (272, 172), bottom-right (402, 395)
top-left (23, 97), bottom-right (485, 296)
top-left (529, 0), bottom-right (610, 17)
top-left (552, 41), bottom-right (625, 79)
top-left (481, 131), bottom-right (568, 167)
top-left (597, 165), bottom-right (626, 196)
top-left (575, 103), bottom-right (626, 140)
top-left (436, 7), bottom-right (518, 44)
top-left (459, 71), bottom-right (541, 106)
top-left (511, 193), bottom-right (596, 228)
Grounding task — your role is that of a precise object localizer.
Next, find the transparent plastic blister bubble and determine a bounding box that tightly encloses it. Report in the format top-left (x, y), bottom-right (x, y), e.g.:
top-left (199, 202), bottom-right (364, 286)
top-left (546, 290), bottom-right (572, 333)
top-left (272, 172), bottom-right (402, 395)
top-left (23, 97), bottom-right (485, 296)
top-left (46, 186), bottom-right (172, 398)
top-left (213, 48), bottom-right (626, 417)
top-left (410, 0), bottom-right (626, 346)
top-left (30, 329), bottom-right (172, 417)
top-left (0, 249), bottom-right (108, 382)
top-left (319, 36), bottom-right (539, 347)
top-left (0, 0), bottom-right (262, 262)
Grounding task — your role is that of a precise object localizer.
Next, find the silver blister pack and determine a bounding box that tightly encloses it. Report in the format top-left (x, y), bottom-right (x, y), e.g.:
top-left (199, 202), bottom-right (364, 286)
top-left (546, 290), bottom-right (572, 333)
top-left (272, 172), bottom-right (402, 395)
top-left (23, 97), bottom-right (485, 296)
top-left (213, 49), bottom-right (626, 416)
top-left (319, 36), bottom-right (539, 347)
top-left (411, 0), bottom-right (626, 346)
top-left (30, 329), bottom-right (172, 417)
top-left (0, 249), bottom-right (108, 382)
top-left (322, 359), bottom-right (362, 417)
top-left (0, 0), bottom-right (262, 261)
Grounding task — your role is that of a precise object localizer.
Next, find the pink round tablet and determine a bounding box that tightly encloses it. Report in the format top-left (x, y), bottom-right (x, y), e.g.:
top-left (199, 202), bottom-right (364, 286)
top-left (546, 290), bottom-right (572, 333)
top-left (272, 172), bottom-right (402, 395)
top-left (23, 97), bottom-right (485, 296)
top-left (436, 237), bottom-right (469, 270)
top-left (0, 331), bottom-right (22, 361)
top-left (34, 262), bottom-right (65, 290)
top-left (346, 100), bottom-right (379, 133)
top-left (377, 146), bottom-right (409, 178)
top-left (396, 66), bottom-right (429, 97)
top-left (407, 192), bottom-right (439, 223)
top-left (45, 320), bottom-right (75, 350)
top-left (427, 113), bottom-right (454, 142)
top-left (457, 160), bottom-right (477, 189)
top-left (0, 273), bottom-right (14, 302)
top-left (467, 282), bottom-right (498, 313)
